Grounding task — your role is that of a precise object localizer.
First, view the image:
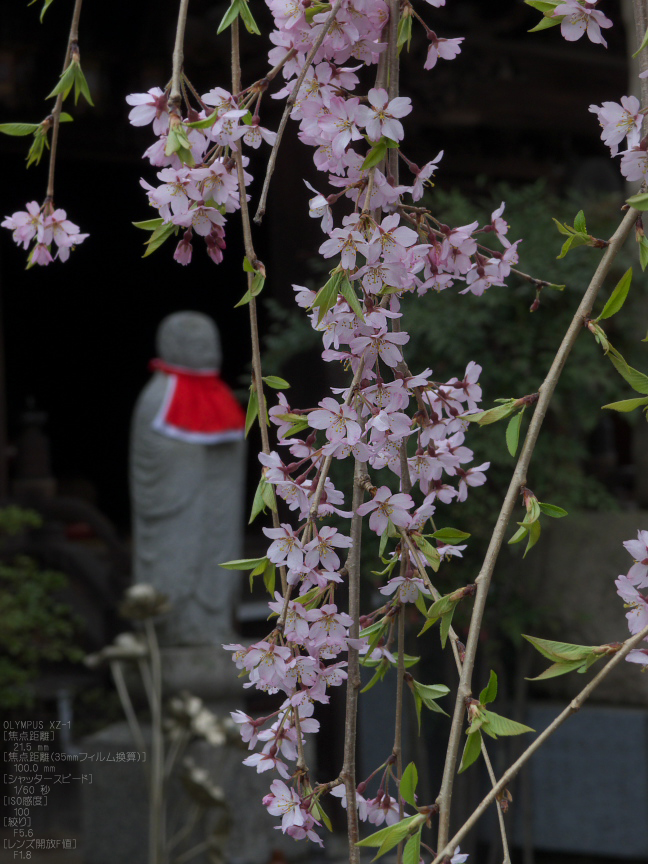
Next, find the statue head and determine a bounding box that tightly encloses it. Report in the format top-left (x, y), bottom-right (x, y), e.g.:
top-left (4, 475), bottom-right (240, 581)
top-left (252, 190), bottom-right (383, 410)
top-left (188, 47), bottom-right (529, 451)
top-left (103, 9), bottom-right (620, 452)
top-left (156, 311), bottom-right (222, 370)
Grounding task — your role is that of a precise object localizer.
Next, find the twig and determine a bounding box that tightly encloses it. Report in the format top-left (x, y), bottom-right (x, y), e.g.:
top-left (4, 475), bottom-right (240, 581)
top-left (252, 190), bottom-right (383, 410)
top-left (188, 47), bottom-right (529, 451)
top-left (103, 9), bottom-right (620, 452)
top-left (170, 0), bottom-right (191, 104)
top-left (253, 0), bottom-right (346, 224)
top-left (341, 458), bottom-right (366, 864)
top-left (144, 619), bottom-right (165, 864)
top-left (431, 620), bottom-right (648, 864)
top-left (435, 205), bottom-right (638, 850)
top-left (45, 0), bottom-right (84, 202)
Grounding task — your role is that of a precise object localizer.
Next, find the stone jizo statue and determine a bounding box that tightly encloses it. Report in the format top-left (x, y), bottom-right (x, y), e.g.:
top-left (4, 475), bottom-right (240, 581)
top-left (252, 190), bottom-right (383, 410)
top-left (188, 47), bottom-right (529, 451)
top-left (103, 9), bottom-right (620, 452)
top-left (130, 311), bottom-right (246, 647)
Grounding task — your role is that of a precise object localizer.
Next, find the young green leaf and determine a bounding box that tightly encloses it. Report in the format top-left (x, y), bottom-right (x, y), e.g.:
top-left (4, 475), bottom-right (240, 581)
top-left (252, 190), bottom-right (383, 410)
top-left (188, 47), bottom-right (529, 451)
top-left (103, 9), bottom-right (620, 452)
top-left (607, 347), bottom-right (648, 395)
top-left (481, 710), bottom-right (534, 738)
top-left (639, 236), bottom-right (648, 271)
top-left (245, 390), bottom-right (259, 437)
top-left (142, 221), bottom-right (177, 257)
top-left (310, 270), bottom-right (342, 323)
top-left (238, 0), bottom-right (261, 34)
top-left (458, 730), bottom-right (482, 773)
top-left (528, 15), bottom-right (561, 31)
top-left (339, 275), bottom-right (365, 321)
top-left (235, 273), bottom-right (266, 307)
top-left (439, 610), bottom-right (454, 649)
top-left (597, 268), bottom-right (632, 321)
top-left (602, 396), bottom-right (648, 412)
top-left (0, 122), bottom-right (40, 137)
top-left (399, 762), bottom-right (418, 808)
top-left (412, 534), bottom-right (440, 571)
top-left (402, 831), bottom-right (422, 864)
top-left (217, 0), bottom-right (242, 33)
top-left (479, 670), bottom-right (498, 705)
top-left (466, 400), bottom-right (516, 425)
top-left (573, 210), bottom-right (586, 233)
top-left (262, 376), bottom-right (290, 390)
top-left (505, 409), bottom-right (524, 457)
top-left (220, 556), bottom-right (267, 570)
top-left (633, 22), bottom-right (648, 56)
top-left (527, 658), bottom-right (592, 681)
top-left (523, 518), bottom-right (541, 557)
top-left (355, 815), bottom-right (421, 851)
top-left (361, 139), bottom-right (388, 170)
top-left (429, 527), bottom-right (470, 544)
top-left (627, 191), bottom-right (648, 210)
top-left (538, 502), bottom-right (568, 518)
top-left (133, 218), bottom-right (165, 231)
top-left (522, 634), bottom-right (599, 663)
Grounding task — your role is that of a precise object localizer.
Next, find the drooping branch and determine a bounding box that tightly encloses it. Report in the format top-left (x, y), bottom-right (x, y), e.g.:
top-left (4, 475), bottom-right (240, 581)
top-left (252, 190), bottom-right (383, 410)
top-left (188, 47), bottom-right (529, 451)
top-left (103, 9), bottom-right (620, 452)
top-left (436, 204), bottom-right (638, 850)
top-left (432, 619), bottom-right (648, 864)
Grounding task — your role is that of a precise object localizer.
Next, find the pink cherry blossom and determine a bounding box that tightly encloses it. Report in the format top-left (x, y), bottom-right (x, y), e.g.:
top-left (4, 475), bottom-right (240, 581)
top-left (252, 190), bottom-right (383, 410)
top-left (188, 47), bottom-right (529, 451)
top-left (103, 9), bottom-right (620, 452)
top-left (126, 87), bottom-right (170, 136)
top-left (623, 530), bottom-right (648, 588)
top-left (358, 88), bottom-right (412, 142)
top-left (589, 96), bottom-right (643, 156)
top-left (356, 486), bottom-right (414, 535)
top-left (553, 0), bottom-right (613, 47)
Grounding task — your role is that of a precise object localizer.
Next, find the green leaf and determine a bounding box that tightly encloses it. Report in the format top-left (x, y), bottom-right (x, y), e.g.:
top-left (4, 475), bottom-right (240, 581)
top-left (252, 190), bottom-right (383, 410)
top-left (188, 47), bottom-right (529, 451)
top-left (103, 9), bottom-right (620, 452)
top-left (238, 0), bottom-right (261, 34)
top-left (355, 815), bottom-right (421, 849)
top-left (538, 502), bottom-right (568, 518)
top-left (602, 396), bottom-right (648, 412)
top-left (263, 560), bottom-right (276, 596)
top-left (361, 139), bottom-right (388, 170)
top-left (627, 191), bottom-right (648, 211)
top-left (249, 474), bottom-right (275, 524)
top-left (552, 217), bottom-right (574, 237)
top-left (479, 670), bottom-right (498, 706)
top-left (26, 131), bottom-right (48, 168)
top-left (481, 710), bottom-right (534, 738)
top-left (245, 390), bottom-right (259, 437)
top-left (142, 221), bottom-right (176, 257)
top-left (262, 376), bottom-right (290, 390)
top-left (46, 63), bottom-right (76, 101)
top-left (412, 681), bottom-right (449, 715)
top-left (573, 209), bottom-right (587, 233)
top-left (505, 409), bottom-right (524, 457)
top-left (217, 0), bottom-right (242, 33)
top-left (527, 658), bottom-right (590, 681)
top-left (234, 273), bottom-right (265, 307)
top-left (557, 232), bottom-right (589, 259)
top-left (508, 524), bottom-right (528, 545)
top-left (311, 270), bottom-right (342, 323)
top-left (312, 800), bottom-right (332, 833)
top-left (466, 401), bottom-right (516, 425)
top-left (185, 109), bottom-right (219, 130)
top-left (458, 730), bottom-right (482, 774)
top-left (597, 268), bottom-right (632, 321)
top-left (439, 610), bottom-right (454, 649)
top-left (429, 528), bottom-right (470, 544)
top-left (0, 123), bottom-right (40, 137)
top-left (399, 762), bottom-right (418, 808)
top-left (39, 0), bottom-right (56, 20)
top-left (339, 275), bottom-right (365, 321)
top-left (639, 236), bottom-right (648, 271)
top-left (525, 497), bottom-right (541, 524)
top-left (72, 62), bottom-right (94, 106)
top-left (522, 634), bottom-right (599, 663)
top-left (412, 534), bottom-right (440, 571)
top-left (397, 15), bottom-right (413, 52)
top-left (220, 556), bottom-right (267, 570)
top-left (607, 347), bottom-right (648, 395)
top-left (634, 23), bottom-right (648, 57)
top-left (528, 15), bottom-right (561, 31)
top-left (524, 0), bottom-right (561, 10)
top-left (414, 591), bottom-right (428, 617)
top-left (133, 218), bottom-right (164, 231)
top-left (402, 831), bottom-right (421, 864)
top-left (523, 518), bottom-right (541, 557)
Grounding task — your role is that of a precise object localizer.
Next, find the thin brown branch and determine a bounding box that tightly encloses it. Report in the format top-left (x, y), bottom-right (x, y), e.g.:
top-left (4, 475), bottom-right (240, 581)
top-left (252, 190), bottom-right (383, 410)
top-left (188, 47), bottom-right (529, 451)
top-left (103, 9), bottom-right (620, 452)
top-left (341, 457), bottom-right (367, 864)
top-left (436, 205), bottom-right (638, 850)
top-left (45, 0), bottom-right (84, 202)
top-left (432, 620), bottom-right (648, 864)
top-left (253, 0), bottom-right (346, 224)
top-left (170, 0), bottom-right (191, 104)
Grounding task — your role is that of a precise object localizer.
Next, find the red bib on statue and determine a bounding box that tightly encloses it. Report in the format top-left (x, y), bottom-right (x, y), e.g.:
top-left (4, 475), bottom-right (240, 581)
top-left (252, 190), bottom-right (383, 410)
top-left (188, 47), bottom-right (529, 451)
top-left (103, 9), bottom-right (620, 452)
top-left (149, 358), bottom-right (245, 444)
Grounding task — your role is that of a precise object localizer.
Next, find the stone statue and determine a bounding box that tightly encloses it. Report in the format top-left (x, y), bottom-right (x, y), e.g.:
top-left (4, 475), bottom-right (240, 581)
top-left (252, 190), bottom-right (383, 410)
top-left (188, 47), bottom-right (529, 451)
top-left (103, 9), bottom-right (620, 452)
top-left (130, 311), bottom-right (246, 648)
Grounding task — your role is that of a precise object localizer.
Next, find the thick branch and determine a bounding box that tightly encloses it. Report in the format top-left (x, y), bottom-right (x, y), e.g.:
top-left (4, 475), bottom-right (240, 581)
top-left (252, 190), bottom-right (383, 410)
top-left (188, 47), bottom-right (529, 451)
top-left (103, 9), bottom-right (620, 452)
top-left (436, 204), bottom-right (638, 850)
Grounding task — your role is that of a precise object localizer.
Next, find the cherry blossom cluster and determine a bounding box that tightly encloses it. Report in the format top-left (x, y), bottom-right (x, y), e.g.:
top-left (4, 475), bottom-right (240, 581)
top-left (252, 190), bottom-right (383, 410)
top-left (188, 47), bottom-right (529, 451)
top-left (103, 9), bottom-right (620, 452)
top-left (615, 530), bottom-right (648, 667)
top-left (1, 200), bottom-right (88, 266)
top-left (127, 86), bottom-right (273, 265)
